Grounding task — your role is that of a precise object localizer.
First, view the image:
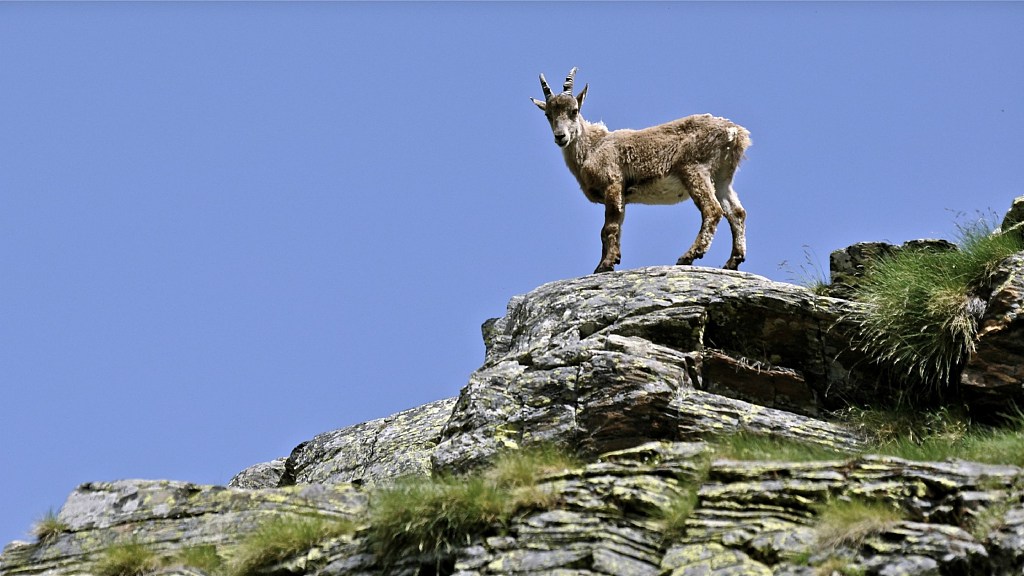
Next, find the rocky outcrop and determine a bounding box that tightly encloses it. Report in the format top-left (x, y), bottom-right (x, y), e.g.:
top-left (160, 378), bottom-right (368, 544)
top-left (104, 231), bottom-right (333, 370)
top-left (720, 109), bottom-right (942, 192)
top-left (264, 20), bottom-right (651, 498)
top-left (229, 398), bottom-right (457, 491)
top-left (999, 196), bottom-right (1024, 235)
top-left (961, 252), bottom-right (1024, 408)
top-left (421, 445), bottom-right (1023, 576)
top-left (6, 198), bottom-right (1024, 576)
top-left (1, 480), bottom-right (365, 576)
top-left (9, 442), bottom-right (1024, 576)
top-left (290, 398), bottom-right (456, 488)
top-left (828, 239), bottom-right (956, 300)
top-left (434, 267), bottom-right (876, 473)
top-left (228, 459), bottom-right (288, 490)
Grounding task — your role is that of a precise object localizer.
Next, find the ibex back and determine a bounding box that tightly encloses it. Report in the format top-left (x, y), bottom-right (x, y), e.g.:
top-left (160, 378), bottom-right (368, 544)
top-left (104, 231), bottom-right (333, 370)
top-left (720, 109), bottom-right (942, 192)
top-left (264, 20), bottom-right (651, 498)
top-left (531, 68), bottom-right (751, 273)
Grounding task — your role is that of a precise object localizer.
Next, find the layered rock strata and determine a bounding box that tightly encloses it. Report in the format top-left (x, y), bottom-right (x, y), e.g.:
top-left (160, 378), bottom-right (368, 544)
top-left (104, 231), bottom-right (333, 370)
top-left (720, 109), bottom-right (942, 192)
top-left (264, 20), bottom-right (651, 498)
top-left (6, 197), bottom-right (1024, 575)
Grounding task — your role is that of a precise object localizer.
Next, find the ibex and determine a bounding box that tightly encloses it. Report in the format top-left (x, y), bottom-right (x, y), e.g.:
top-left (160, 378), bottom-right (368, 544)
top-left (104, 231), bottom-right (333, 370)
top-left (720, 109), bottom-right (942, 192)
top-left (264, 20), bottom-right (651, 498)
top-left (531, 68), bottom-right (751, 273)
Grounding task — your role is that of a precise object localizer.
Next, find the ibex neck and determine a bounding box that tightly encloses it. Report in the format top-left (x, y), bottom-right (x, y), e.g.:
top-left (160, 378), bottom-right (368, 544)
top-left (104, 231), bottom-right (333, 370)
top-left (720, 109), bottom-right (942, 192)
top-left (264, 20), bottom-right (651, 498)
top-left (562, 118), bottom-right (607, 173)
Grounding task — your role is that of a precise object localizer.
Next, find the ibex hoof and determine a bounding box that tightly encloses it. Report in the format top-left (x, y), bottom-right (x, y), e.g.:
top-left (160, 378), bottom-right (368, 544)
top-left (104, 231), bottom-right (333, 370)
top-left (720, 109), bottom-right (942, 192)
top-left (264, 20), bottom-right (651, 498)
top-left (723, 256), bottom-right (744, 270)
top-left (594, 263), bottom-right (616, 274)
top-left (676, 256), bottom-right (695, 266)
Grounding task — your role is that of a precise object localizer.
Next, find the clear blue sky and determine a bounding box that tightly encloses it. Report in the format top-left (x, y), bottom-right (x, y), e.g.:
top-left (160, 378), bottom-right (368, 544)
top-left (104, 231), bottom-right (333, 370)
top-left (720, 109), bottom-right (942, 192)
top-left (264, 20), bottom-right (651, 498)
top-left (2, 2), bottom-right (1021, 546)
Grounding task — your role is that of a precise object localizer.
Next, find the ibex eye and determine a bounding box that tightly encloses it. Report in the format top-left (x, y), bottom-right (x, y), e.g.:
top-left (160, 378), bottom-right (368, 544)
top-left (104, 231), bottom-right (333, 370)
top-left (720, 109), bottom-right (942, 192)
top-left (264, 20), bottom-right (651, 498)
top-left (569, 109), bottom-right (578, 118)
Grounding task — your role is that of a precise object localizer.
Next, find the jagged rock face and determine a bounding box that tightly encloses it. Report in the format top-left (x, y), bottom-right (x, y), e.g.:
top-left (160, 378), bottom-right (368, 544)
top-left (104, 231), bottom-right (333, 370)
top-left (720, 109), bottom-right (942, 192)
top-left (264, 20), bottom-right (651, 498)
top-left (961, 253), bottom-right (1024, 407)
top-left (227, 398), bottom-right (457, 491)
top-left (284, 398), bottom-right (457, 488)
top-left (7, 443), bottom-right (1024, 576)
top-left (828, 239), bottom-right (957, 300)
top-left (8, 242), bottom-right (1024, 576)
top-left (228, 458), bottom-right (288, 489)
top-left (435, 266), bottom-right (877, 472)
top-left (1000, 196), bottom-right (1024, 234)
top-left (0, 480), bottom-right (365, 576)
top-left (424, 446), bottom-right (1023, 576)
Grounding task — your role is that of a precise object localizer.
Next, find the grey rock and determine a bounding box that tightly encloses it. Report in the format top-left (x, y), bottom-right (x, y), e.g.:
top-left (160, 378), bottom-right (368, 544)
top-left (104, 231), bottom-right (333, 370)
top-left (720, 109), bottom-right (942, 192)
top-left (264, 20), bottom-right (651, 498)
top-left (0, 479), bottom-right (366, 576)
top-left (961, 253), bottom-right (1024, 410)
top-left (435, 267), bottom-right (876, 472)
top-left (660, 542), bottom-right (772, 576)
top-left (998, 195), bottom-right (1024, 235)
top-left (829, 239), bottom-right (957, 300)
top-left (228, 457), bottom-right (287, 489)
top-left (985, 502), bottom-right (1024, 574)
top-left (284, 397), bottom-right (457, 487)
top-left (868, 554), bottom-right (940, 576)
top-left (861, 522), bottom-right (989, 575)
top-left (150, 568), bottom-right (213, 576)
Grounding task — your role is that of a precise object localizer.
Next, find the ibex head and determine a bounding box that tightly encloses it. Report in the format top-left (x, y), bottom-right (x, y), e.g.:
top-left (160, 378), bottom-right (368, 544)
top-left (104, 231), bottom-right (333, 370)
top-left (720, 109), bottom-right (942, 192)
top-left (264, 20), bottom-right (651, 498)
top-left (531, 67), bottom-right (588, 148)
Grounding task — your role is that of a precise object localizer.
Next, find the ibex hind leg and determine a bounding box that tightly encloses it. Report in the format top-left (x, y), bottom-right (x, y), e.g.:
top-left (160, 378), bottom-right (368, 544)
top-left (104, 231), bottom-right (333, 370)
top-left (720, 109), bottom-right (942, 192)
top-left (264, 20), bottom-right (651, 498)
top-left (676, 169), bottom-right (723, 266)
top-left (715, 179), bottom-right (746, 270)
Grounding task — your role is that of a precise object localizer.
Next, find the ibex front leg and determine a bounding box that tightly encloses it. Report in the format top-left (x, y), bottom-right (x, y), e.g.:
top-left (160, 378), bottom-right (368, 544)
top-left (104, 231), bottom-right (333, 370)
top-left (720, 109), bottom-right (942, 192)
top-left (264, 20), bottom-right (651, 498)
top-left (595, 182), bottom-right (625, 274)
top-left (676, 168), bottom-right (724, 266)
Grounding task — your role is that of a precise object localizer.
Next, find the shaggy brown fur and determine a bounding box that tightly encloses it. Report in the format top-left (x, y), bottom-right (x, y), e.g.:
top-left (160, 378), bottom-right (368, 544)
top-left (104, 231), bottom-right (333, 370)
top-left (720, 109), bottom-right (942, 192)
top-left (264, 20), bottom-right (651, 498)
top-left (532, 68), bottom-right (751, 273)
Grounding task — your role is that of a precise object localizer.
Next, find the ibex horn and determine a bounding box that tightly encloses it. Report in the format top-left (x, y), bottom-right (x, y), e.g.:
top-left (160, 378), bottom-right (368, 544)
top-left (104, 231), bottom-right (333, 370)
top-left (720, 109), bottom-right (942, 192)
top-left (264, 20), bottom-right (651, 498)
top-left (562, 67), bottom-right (578, 93)
top-left (539, 73), bottom-right (553, 99)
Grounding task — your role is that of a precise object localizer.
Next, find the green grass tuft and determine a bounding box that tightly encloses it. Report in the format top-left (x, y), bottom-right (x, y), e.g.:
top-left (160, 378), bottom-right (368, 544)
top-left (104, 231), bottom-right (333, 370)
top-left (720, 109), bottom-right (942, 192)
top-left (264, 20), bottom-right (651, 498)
top-left (366, 445), bottom-right (576, 564)
top-left (838, 406), bottom-right (970, 447)
top-left (848, 222), bottom-right (1023, 395)
top-left (31, 509), bottom-right (69, 543)
top-left (882, 422), bottom-right (1024, 466)
top-left (173, 544), bottom-right (225, 573)
top-left (229, 514), bottom-right (355, 576)
top-left (368, 475), bottom-right (508, 562)
top-left (94, 541), bottom-right (161, 576)
top-left (814, 497), bottom-right (905, 551)
top-left (485, 444), bottom-right (580, 488)
top-left (656, 488), bottom-right (699, 543)
top-left (710, 432), bottom-right (850, 462)
top-left (841, 406), bottom-right (1024, 466)
top-left (780, 244), bottom-right (831, 295)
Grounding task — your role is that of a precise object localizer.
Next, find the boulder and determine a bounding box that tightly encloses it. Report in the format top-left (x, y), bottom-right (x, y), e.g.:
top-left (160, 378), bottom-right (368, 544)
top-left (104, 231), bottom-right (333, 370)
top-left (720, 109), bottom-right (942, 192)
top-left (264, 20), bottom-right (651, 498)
top-left (998, 195), bottom-right (1024, 235)
top-left (434, 266), bottom-right (875, 472)
top-left (829, 239), bottom-right (957, 300)
top-left (961, 253), bottom-right (1024, 410)
top-left (0, 480), bottom-right (366, 576)
top-left (226, 398), bottom-right (457, 492)
top-left (228, 457), bottom-right (287, 489)
top-left (282, 397), bottom-right (457, 488)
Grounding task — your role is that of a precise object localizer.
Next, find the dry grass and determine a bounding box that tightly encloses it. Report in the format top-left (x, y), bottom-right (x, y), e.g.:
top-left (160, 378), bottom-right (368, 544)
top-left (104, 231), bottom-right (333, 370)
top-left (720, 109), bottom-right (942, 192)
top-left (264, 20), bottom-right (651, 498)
top-left (366, 445), bottom-right (577, 564)
top-left (814, 497), bottom-right (905, 551)
top-left (229, 514), bottom-right (355, 576)
top-left (93, 541), bottom-right (161, 576)
top-left (31, 509), bottom-right (69, 543)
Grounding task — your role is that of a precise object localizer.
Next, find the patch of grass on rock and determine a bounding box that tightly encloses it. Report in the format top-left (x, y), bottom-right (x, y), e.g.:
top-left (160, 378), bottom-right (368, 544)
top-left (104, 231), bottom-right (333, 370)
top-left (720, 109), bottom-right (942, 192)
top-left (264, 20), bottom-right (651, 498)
top-left (710, 432), bottom-right (850, 462)
top-left (814, 497), bottom-right (905, 551)
top-left (229, 514), bottom-right (355, 576)
top-left (367, 445), bottom-right (577, 564)
top-left (94, 541), bottom-right (161, 576)
top-left (31, 509), bottom-right (69, 543)
top-left (848, 222), bottom-right (1023, 395)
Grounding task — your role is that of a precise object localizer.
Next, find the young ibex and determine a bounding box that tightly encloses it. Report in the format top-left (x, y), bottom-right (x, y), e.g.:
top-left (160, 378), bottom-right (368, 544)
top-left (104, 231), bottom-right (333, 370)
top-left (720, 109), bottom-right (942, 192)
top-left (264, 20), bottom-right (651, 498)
top-left (531, 68), bottom-right (751, 273)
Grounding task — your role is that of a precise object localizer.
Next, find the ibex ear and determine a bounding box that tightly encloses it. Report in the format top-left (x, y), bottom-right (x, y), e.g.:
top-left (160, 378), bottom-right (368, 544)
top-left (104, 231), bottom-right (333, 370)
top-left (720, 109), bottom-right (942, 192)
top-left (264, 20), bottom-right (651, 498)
top-left (576, 84), bottom-right (588, 108)
top-left (530, 97), bottom-right (547, 111)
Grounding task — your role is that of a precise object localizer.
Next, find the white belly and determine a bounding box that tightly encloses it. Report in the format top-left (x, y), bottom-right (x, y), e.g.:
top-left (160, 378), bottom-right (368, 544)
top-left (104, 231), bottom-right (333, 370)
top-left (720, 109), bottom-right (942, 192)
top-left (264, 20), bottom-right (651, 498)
top-left (625, 175), bottom-right (691, 206)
